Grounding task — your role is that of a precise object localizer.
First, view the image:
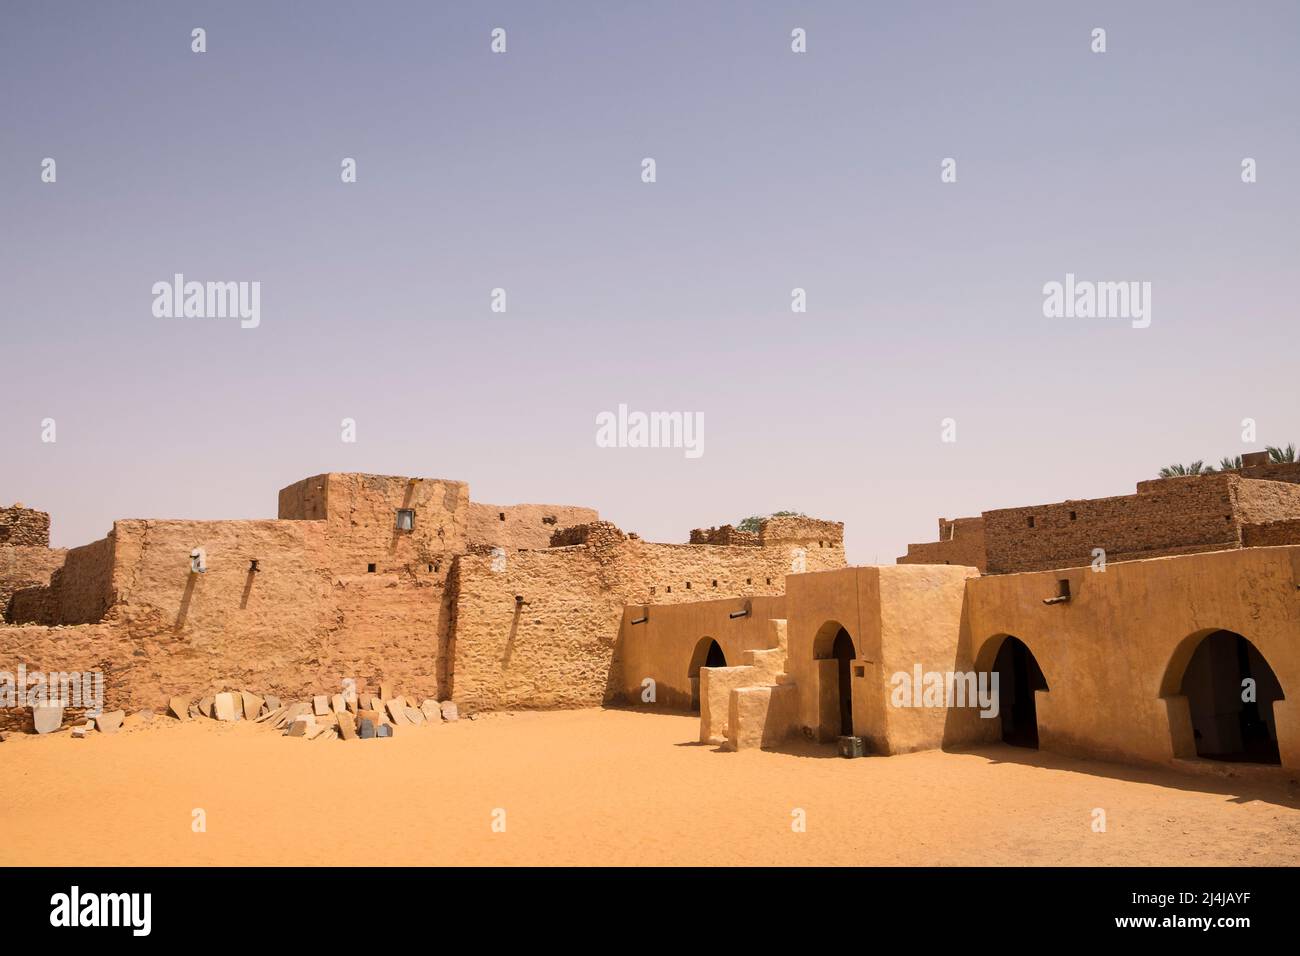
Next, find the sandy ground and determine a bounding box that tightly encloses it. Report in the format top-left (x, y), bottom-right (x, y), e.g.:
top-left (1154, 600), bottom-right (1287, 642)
top-left (3, 707), bottom-right (1298, 866)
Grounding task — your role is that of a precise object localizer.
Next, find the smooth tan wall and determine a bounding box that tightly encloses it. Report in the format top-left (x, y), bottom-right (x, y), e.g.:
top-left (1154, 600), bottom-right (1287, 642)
top-left (963, 545), bottom-right (1300, 768)
top-left (616, 595), bottom-right (786, 710)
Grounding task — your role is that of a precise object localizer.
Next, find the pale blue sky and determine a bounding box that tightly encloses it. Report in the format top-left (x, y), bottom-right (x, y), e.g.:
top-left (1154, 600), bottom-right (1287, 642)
top-left (2, 1), bottom-right (1297, 562)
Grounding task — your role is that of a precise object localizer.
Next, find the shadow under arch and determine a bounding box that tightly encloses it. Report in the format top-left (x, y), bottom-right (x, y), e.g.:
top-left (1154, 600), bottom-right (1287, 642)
top-left (812, 620), bottom-right (856, 738)
top-left (1160, 628), bottom-right (1285, 764)
top-left (687, 636), bottom-right (726, 712)
top-left (974, 632), bottom-right (1049, 749)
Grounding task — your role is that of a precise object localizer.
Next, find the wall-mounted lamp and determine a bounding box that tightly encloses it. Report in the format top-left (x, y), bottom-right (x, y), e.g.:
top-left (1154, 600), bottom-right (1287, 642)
top-left (631, 615), bottom-right (648, 625)
top-left (190, 548), bottom-right (207, 574)
top-left (515, 595), bottom-right (531, 607)
top-left (729, 609), bottom-right (749, 619)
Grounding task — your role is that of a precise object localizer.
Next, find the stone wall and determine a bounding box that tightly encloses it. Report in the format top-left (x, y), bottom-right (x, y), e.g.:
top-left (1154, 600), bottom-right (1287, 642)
top-left (689, 525), bottom-right (759, 547)
top-left (1, 545), bottom-right (66, 621)
top-left (449, 532), bottom-right (843, 712)
top-left (898, 516), bottom-right (986, 570)
top-left (0, 505), bottom-right (50, 547)
top-left (1242, 519), bottom-right (1300, 548)
top-left (469, 502), bottom-right (600, 550)
top-left (0, 472), bottom-right (847, 722)
top-left (983, 474), bottom-right (1250, 574)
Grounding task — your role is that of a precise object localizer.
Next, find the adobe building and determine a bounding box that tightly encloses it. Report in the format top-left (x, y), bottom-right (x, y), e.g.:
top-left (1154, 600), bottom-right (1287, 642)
top-left (6, 454), bottom-right (1300, 783)
top-left (0, 474), bottom-right (844, 729)
top-left (622, 452), bottom-right (1300, 778)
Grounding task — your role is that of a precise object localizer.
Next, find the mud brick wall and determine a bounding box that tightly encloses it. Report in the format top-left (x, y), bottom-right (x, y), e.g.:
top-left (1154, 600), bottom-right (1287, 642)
top-left (468, 502), bottom-right (599, 550)
top-left (1239, 460), bottom-right (1300, 485)
top-left (1, 545), bottom-right (67, 621)
top-left (278, 473), bottom-right (471, 574)
top-left (1243, 519), bottom-right (1300, 548)
top-left (898, 516), bottom-right (987, 570)
top-left (449, 533), bottom-right (846, 711)
top-left (984, 475), bottom-right (1248, 574)
top-left (1232, 478), bottom-right (1300, 523)
top-left (0, 506), bottom-right (50, 547)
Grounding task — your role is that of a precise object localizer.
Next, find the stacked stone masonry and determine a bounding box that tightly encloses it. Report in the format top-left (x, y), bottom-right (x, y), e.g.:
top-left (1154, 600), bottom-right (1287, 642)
top-left (0, 473), bottom-right (846, 724)
top-left (899, 465), bottom-right (1300, 574)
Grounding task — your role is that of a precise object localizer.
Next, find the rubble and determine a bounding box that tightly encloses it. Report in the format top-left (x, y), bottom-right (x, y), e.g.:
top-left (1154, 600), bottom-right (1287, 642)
top-left (32, 705), bottom-right (63, 734)
top-left (214, 692), bottom-right (240, 722)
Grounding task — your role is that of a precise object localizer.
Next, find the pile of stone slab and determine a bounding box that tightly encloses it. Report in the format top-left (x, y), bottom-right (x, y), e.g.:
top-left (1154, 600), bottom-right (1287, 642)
top-left (164, 684), bottom-right (460, 741)
top-left (27, 705), bottom-right (153, 738)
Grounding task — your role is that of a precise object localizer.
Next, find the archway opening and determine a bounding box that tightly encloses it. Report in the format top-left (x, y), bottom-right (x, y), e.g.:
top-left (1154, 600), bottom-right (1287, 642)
top-left (992, 636), bottom-right (1048, 748)
top-left (831, 628), bottom-right (856, 737)
top-left (1177, 630), bottom-right (1282, 764)
top-left (688, 637), bottom-right (727, 712)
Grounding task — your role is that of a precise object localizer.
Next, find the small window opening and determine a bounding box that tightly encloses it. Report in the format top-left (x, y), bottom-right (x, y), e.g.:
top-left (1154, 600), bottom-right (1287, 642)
top-left (1027, 516), bottom-right (1036, 528)
top-left (499, 512), bottom-right (506, 521)
top-left (249, 559), bottom-right (259, 573)
top-left (711, 579), bottom-right (718, 588)
top-left (367, 563), bottom-right (377, 573)
top-left (396, 509), bottom-right (415, 531)
top-left (1069, 511), bottom-right (1077, 521)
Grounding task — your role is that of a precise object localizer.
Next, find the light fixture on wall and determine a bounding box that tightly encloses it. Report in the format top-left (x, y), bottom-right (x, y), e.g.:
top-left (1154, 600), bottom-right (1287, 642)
top-left (190, 548), bottom-right (207, 574)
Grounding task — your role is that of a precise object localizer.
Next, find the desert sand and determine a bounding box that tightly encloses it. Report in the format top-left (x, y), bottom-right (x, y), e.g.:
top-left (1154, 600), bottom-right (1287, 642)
top-left (2, 707), bottom-right (1297, 866)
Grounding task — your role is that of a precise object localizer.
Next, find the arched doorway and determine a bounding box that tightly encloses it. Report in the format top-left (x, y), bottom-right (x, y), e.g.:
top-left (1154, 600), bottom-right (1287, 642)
top-left (991, 636), bottom-right (1049, 748)
top-left (688, 637), bottom-right (726, 712)
top-left (1173, 630), bottom-right (1283, 764)
top-left (813, 621), bottom-right (856, 739)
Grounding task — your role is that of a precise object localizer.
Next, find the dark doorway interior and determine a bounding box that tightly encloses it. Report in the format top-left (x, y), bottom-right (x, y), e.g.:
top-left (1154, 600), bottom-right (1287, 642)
top-left (832, 627), bottom-right (855, 737)
top-left (688, 638), bottom-right (727, 712)
top-left (1180, 630), bottom-right (1282, 764)
top-left (704, 640), bottom-right (726, 669)
top-left (993, 637), bottom-right (1048, 748)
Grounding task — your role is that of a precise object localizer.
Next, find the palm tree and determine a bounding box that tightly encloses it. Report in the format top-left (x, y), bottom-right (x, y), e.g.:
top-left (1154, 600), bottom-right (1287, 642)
top-left (1267, 443), bottom-right (1297, 463)
top-left (1219, 455), bottom-right (1242, 471)
top-left (1158, 461), bottom-right (1210, 478)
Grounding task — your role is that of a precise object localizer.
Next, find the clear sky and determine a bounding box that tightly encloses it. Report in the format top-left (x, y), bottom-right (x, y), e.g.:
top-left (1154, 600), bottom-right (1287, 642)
top-left (2, 1), bottom-right (1297, 563)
